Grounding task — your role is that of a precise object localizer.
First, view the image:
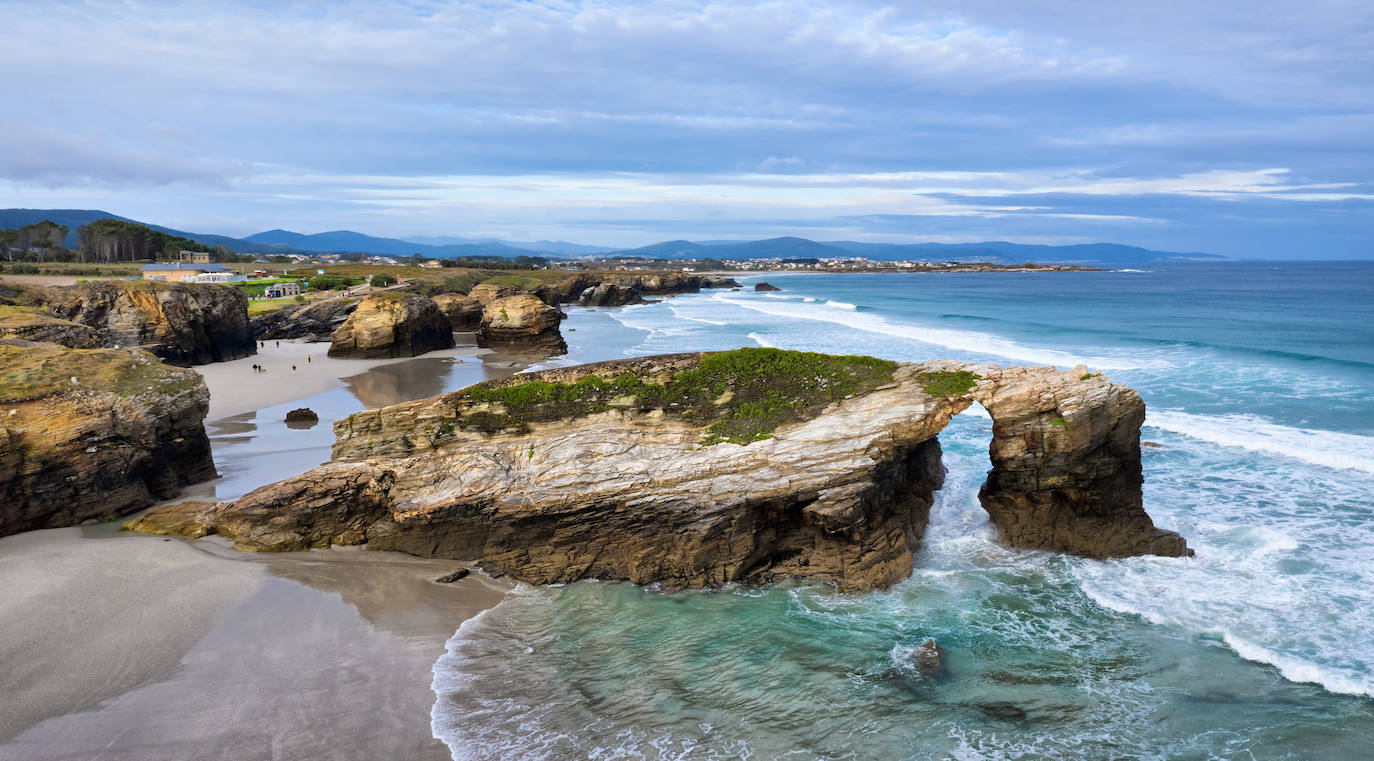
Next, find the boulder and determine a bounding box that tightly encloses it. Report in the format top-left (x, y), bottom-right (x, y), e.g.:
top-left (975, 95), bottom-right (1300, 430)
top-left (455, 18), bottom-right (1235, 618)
top-left (3, 281), bottom-right (253, 366)
top-left (132, 350), bottom-right (1187, 591)
top-left (476, 294), bottom-right (567, 354)
top-left (431, 293), bottom-right (484, 331)
top-left (284, 408), bottom-right (319, 427)
top-left (911, 640), bottom-right (945, 678)
top-left (328, 294), bottom-right (455, 359)
top-left (0, 340), bottom-right (216, 537)
top-left (0, 305), bottom-right (101, 348)
top-left (256, 298), bottom-right (359, 341)
top-left (754, 282), bottom-right (782, 292)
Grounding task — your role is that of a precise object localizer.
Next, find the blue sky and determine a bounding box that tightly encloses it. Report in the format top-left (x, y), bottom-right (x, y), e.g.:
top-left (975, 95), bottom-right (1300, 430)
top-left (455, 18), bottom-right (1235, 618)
top-left (0, 0), bottom-right (1370, 258)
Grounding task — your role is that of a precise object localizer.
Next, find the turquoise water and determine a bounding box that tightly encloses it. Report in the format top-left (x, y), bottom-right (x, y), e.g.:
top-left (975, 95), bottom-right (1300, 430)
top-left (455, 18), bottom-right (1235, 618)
top-left (432, 263), bottom-right (1374, 760)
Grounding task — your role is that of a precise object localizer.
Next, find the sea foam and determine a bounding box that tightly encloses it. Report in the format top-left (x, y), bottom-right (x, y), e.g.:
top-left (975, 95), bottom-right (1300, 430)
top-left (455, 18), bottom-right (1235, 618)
top-left (1146, 409), bottom-right (1374, 474)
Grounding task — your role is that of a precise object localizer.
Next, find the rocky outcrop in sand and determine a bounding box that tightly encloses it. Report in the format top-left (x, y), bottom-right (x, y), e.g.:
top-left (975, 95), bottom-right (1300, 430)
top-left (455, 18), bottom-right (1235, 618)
top-left (0, 340), bottom-right (216, 537)
top-left (475, 294), bottom-right (566, 354)
top-left (0, 306), bottom-right (101, 348)
top-left (431, 293), bottom-right (484, 331)
top-left (133, 350), bottom-right (1187, 590)
top-left (327, 293), bottom-right (454, 359)
top-left (253, 298), bottom-right (359, 341)
top-left (2, 281), bottom-right (253, 366)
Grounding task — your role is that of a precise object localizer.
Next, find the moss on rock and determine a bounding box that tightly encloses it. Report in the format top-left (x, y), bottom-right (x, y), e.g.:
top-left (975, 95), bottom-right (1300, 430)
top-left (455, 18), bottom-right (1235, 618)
top-left (453, 347), bottom-right (897, 445)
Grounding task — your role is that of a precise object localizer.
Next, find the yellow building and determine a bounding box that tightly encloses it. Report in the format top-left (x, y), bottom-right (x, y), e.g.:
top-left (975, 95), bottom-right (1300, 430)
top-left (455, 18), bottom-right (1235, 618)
top-left (140, 262), bottom-right (233, 282)
top-left (179, 250), bottom-right (212, 264)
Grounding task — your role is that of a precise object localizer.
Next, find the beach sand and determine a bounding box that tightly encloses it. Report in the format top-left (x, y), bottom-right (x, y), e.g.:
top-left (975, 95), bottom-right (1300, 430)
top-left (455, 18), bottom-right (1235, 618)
top-left (197, 334), bottom-right (515, 421)
top-left (0, 528), bottom-right (509, 761)
top-left (0, 336), bottom-right (549, 761)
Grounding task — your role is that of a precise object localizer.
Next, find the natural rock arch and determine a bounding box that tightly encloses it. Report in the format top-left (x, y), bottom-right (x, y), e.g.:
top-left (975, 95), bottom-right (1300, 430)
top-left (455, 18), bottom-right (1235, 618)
top-left (130, 352), bottom-right (1189, 591)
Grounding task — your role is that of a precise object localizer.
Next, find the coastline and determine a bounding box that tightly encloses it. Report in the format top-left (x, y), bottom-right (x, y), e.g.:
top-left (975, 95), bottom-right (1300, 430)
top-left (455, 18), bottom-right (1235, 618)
top-left (0, 332), bottom-right (549, 761)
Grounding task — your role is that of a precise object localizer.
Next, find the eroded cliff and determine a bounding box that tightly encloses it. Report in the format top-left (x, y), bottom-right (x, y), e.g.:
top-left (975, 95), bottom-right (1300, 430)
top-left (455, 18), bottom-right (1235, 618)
top-left (0, 339), bottom-right (216, 537)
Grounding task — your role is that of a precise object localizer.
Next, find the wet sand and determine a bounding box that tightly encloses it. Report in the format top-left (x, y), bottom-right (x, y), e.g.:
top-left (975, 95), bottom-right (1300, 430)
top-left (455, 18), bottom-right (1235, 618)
top-left (0, 528), bottom-right (510, 761)
top-left (196, 334), bottom-right (520, 421)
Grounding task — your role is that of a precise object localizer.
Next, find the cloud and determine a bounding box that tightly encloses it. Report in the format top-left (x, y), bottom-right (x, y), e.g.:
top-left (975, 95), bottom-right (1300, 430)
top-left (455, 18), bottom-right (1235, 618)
top-left (0, 0), bottom-right (1368, 257)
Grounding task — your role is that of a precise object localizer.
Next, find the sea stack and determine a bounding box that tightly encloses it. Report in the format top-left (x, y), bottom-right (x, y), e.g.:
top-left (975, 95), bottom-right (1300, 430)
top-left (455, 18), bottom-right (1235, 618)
top-left (476, 294), bottom-right (567, 354)
top-left (327, 293), bottom-right (455, 359)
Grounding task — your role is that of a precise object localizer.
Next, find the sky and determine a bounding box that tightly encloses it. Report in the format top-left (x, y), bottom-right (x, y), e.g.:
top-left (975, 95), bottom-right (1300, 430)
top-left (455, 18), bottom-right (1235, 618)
top-left (1, 0), bottom-right (1371, 258)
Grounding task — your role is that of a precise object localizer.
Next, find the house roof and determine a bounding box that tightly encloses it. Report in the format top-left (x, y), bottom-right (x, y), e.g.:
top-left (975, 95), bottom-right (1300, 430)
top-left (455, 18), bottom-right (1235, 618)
top-left (140, 263), bottom-right (232, 272)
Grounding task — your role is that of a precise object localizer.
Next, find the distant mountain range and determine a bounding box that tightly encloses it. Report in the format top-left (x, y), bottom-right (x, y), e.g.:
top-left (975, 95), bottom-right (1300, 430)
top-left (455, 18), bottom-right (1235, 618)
top-left (2, 209), bottom-right (1228, 265)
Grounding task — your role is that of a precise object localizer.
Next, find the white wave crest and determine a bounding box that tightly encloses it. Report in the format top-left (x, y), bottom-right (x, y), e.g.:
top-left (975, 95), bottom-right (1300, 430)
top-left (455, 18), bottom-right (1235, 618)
top-left (1222, 633), bottom-right (1374, 697)
top-left (1146, 409), bottom-right (1374, 474)
top-left (747, 332), bottom-right (776, 348)
top-left (826, 300), bottom-right (858, 310)
top-left (710, 293), bottom-right (1147, 369)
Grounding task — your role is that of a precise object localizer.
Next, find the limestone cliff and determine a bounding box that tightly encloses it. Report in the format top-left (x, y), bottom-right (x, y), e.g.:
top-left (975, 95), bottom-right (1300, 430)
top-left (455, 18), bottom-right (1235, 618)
top-left (327, 293), bottom-right (454, 359)
top-left (0, 340), bottom-right (216, 537)
top-left (2, 281), bottom-right (253, 366)
top-left (131, 349), bottom-right (1187, 591)
top-left (475, 294), bottom-right (567, 355)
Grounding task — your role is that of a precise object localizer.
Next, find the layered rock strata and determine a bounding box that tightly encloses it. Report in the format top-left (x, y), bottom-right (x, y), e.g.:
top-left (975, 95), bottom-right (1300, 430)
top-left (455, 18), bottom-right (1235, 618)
top-left (431, 293), bottom-right (484, 331)
top-left (577, 274), bottom-right (740, 306)
top-left (2, 281), bottom-right (253, 366)
top-left (0, 340), bottom-right (216, 537)
top-left (328, 293), bottom-right (454, 359)
top-left (254, 298), bottom-right (359, 341)
top-left (0, 305), bottom-right (101, 348)
top-left (131, 350), bottom-right (1188, 590)
top-left (475, 294), bottom-right (567, 355)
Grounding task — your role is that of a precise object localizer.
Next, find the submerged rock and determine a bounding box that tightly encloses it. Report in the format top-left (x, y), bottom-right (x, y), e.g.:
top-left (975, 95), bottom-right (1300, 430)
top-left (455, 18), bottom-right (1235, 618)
top-left (3, 281), bottom-right (253, 366)
top-left (328, 293), bottom-right (454, 359)
top-left (133, 349), bottom-right (1188, 590)
top-left (433, 568), bottom-right (471, 583)
top-left (911, 640), bottom-right (946, 678)
top-left (0, 340), bottom-right (216, 537)
top-left (476, 294), bottom-right (566, 355)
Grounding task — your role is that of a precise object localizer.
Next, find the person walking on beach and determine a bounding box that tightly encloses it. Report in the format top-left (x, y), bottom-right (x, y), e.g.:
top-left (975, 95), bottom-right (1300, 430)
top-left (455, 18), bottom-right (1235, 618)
top-left (307, 355), bottom-right (311, 363)
top-left (292, 365), bottom-right (297, 373)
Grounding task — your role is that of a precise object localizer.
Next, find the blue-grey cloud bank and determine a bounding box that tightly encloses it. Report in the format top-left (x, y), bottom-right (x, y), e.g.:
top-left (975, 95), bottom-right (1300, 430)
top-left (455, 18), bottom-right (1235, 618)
top-left (1, 0), bottom-right (1370, 258)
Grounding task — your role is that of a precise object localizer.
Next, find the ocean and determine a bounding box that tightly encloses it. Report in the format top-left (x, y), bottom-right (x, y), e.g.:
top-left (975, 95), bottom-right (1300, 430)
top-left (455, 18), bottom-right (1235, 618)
top-left (426, 262), bottom-right (1374, 760)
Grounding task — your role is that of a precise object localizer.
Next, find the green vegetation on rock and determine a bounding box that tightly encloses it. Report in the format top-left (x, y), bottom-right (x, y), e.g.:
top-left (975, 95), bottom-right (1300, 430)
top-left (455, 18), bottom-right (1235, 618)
top-left (0, 343), bottom-right (202, 404)
top-left (451, 347), bottom-right (897, 446)
top-left (917, 370), bottom-right (982, 397)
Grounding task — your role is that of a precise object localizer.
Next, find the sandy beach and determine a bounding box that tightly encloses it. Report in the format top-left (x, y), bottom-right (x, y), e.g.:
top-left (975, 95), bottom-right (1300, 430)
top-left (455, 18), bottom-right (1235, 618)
top-left (0, 528), bottom-right (510, 761)
top-left (0, 334), bottom-right (550, 761)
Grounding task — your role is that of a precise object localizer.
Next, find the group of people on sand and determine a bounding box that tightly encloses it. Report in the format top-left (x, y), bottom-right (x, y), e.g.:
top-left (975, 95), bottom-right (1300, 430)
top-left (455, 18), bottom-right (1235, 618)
top-left (250, 351), bottom-right (310, 374)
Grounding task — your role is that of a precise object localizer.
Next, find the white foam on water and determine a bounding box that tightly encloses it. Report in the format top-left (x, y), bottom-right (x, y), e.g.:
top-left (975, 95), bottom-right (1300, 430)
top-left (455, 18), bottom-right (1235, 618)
top-left (825, 299), bottom-right (858, 310)
top-left (710, 293), bottom-right (1148, 369)
top-left (1222, 633), bottom-right (1374, 698)
top-left (1146, 409), bottom-right (1374, 474)
top-left (747, 332), bottom-right (776, 348)
top-left (667, 304), bottom-right (727, 325)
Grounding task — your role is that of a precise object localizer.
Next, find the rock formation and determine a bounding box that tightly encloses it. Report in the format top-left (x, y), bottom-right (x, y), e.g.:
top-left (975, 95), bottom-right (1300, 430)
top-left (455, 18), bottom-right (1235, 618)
top-left (0, 305), bottom-right (101, 348)
top-left (755, 282), bottom-right (782, 292)
top-left (0, 339), bottom-right (216, 537)
top-left (467, 282), bottom-right (521, 305)
top-left (254, 298), bottom-right (359, 341)
top-left (327, 293), bottom-right (455, 359)
top-left (131, 349), bottom-right (1187, 591)
top-left (431, 293), bottom-right (484, 331)
top-left (577, 273), bottom-right (740, 306)
top-left (285, 408), bottom-right (319, 427)
top-left (1, 281), bottom-right (253, 366)
top-left (475, 294), bottom-right (567, 354)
